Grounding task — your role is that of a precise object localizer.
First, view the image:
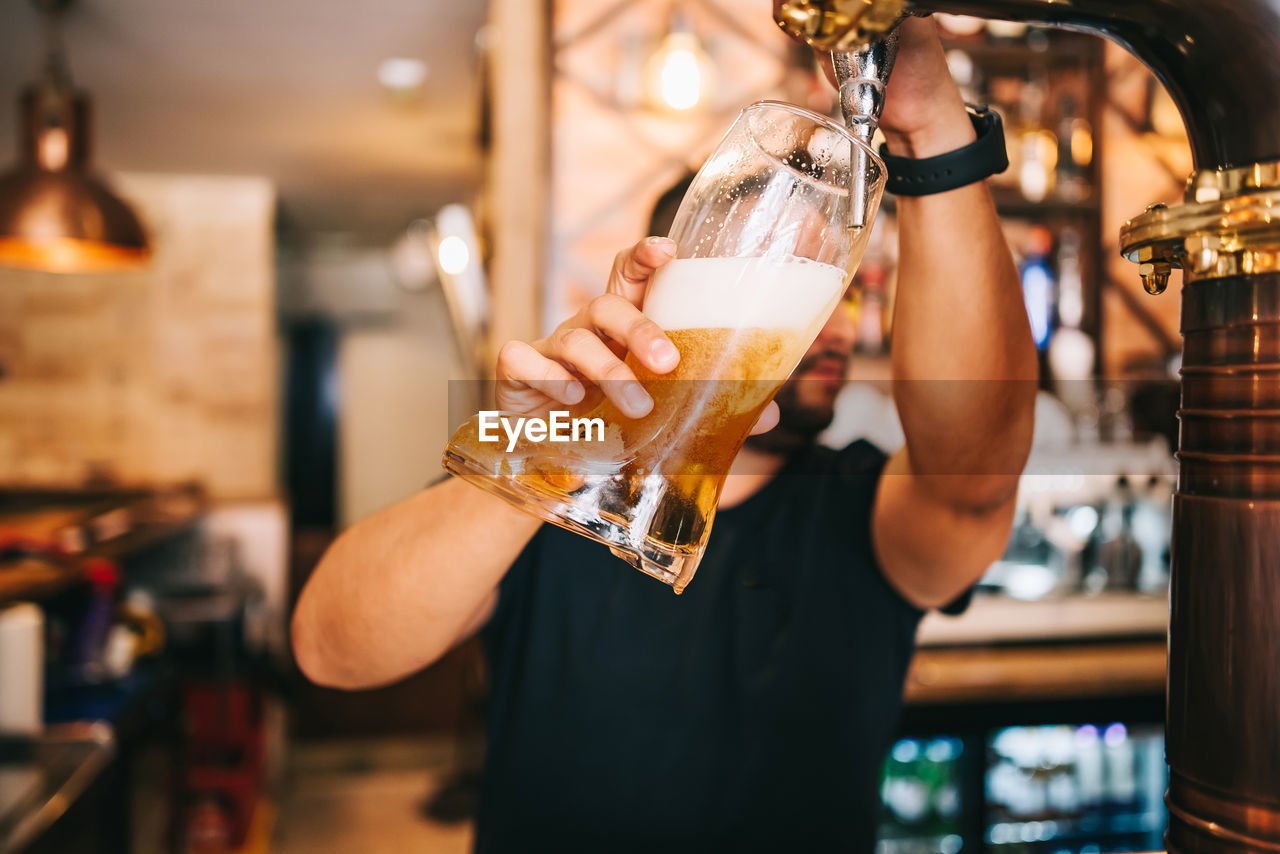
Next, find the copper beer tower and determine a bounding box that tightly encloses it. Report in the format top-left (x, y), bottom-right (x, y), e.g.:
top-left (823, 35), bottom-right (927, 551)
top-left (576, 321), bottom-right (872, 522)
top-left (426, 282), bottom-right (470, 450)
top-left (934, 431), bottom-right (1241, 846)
top-left (776, 1), bottom-right (1280, 851)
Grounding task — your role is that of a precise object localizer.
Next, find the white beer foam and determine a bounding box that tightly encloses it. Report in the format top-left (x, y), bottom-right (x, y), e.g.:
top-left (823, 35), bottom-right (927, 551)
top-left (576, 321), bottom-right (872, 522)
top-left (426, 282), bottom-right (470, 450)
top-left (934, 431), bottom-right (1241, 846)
top-left (643, 255), bottom-right (846, 332)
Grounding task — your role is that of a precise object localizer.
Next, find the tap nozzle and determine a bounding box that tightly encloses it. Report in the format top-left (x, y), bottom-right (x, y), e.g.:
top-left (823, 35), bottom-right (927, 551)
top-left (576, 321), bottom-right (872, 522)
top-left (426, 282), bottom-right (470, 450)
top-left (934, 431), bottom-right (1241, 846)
top-left (833, 31), bottom-right (899, 229)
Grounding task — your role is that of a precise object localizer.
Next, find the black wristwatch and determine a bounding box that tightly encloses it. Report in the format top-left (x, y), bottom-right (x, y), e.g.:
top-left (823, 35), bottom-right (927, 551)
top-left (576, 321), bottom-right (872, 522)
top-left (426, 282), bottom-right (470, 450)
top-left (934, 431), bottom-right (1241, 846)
top-left (878, 104), bottom-right (1008, 197)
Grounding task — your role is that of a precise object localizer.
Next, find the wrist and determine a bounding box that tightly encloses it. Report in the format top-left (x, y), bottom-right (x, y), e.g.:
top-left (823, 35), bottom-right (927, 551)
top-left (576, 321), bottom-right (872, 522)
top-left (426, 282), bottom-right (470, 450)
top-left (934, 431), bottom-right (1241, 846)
top-left (879, 104), bottom-right (1008, 197)
top-left (882, 104), bottom-right (977, 159)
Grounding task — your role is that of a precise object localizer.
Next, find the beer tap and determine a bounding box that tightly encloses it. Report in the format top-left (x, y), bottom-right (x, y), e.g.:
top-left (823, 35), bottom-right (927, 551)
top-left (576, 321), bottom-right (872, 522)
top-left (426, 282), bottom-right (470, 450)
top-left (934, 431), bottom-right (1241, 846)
top-left (832, 32), bottom-right (899, 231)
top-left (774, 0), bottom-right (908, 228)
top-left (777, 1), bottom-right (1280, 851)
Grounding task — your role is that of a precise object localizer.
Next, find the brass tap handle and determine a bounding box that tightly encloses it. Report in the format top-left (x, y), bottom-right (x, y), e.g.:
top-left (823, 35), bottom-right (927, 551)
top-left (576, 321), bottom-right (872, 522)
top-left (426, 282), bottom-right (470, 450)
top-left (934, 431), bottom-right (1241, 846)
top-left (774, 0), bottom-right (907, 52)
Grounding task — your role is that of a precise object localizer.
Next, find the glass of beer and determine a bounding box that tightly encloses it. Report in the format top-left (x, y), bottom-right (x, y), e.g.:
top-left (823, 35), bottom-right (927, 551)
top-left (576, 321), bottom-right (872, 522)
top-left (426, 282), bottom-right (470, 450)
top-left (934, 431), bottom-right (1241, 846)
top-left (443, 101), bottom-right (885, 592)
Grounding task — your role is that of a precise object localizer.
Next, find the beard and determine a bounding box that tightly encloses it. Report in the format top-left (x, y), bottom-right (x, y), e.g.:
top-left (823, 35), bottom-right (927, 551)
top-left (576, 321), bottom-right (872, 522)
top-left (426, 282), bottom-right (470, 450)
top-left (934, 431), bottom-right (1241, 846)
top-left (744, 348), bottom-right (848, 456)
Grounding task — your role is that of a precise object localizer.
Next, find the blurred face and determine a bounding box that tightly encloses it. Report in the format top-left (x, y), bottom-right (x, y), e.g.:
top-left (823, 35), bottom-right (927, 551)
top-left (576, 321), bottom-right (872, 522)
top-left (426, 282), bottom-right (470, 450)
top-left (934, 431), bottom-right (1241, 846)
top-left (746, 285), bottom-right (857, 454)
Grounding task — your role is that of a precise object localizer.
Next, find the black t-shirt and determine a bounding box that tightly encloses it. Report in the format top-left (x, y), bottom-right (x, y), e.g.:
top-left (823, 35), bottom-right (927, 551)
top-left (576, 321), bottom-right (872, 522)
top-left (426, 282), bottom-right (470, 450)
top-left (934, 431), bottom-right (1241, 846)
top-left (477, 440), bottom-right (924, 853)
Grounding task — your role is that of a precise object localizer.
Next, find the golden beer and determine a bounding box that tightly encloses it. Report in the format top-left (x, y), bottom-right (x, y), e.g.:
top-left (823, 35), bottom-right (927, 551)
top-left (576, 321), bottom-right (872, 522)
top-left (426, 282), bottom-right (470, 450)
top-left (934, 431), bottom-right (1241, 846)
top-left (444, 255), bottom-right (845, 590)
top-left (578, 326), bottom-right (805, 554)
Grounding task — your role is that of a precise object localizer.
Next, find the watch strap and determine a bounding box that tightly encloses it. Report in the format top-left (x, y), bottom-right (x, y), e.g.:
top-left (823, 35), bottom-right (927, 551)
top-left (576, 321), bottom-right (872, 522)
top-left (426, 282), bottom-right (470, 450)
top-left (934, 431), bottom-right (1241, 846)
top-left (878, 104), bottom-right (1009, 197)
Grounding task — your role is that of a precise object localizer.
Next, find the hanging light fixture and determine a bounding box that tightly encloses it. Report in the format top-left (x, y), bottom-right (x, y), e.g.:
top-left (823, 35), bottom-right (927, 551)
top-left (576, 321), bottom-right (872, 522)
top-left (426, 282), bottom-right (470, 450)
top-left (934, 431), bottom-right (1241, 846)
top-left (643, 8), bottom-right (716, 114)
top-left (0, 0), bottom-right (149, 273)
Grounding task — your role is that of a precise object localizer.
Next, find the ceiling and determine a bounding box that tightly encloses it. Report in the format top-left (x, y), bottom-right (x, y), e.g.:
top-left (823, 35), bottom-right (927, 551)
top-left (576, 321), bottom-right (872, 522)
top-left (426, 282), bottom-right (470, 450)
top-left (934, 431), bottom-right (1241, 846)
top-left (0, 0), bottom-right (489, 244)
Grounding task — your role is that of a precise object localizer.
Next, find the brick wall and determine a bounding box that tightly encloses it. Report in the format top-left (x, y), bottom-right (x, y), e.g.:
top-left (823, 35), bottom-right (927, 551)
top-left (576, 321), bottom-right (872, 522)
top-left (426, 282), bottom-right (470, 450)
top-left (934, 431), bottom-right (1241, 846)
top-left (0, 174), bottom-right (279, 499)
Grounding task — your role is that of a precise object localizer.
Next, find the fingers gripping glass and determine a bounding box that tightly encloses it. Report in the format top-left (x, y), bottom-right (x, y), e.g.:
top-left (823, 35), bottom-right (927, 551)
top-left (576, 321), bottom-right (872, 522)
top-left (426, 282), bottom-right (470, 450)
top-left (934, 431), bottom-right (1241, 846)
top-left (443, 101), bottom-right (886, 592)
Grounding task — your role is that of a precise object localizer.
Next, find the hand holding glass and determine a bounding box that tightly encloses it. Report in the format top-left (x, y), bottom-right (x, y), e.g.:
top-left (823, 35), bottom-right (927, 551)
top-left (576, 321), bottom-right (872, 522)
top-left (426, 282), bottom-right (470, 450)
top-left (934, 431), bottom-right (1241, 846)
top-left (443, 101), bottom-right (885, 591)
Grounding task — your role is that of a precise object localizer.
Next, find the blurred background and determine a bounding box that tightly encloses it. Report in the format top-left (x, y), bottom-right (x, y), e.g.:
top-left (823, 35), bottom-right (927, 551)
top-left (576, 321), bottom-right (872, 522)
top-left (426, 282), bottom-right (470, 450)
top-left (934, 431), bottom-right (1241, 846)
top-left (0, 1), bottom-right (1191, 852)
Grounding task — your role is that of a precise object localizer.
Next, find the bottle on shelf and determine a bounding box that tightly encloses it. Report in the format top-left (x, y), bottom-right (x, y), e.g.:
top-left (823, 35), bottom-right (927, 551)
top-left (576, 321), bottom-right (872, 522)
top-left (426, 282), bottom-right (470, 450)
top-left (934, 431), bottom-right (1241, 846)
top-left (924, 738), bottom-right (963, 823)
top-left (1055, 225), bottom-right (1085, 331)
top-left (1020, 225), bottom-right (1056, 351)
top-left (1048, 225), bottom-right (1097, 425)
top-left (1055, 93), bottom-right (1093, 202)
top-left (1131, 475), bottom-right (1172, 594)
top-left (1102, 722), bottom-right (1140, 814)
top-left (999, 505), bottom-right (1061, 600)
top-left (1043, 725), bottom-right (1083, 819)
top-left (1016, 75), bottom-right (1058, 202)
top-left (1074, 724), bottom-right (1107, 813)
top-left (882, 739), bottom-right (931, 826)
top-left (984, 76), bottom-right (1024, 193)
top-left (991, 727), bottom-right (1049, 819)
top-left (1087, 476), bottom-right (1143, 593)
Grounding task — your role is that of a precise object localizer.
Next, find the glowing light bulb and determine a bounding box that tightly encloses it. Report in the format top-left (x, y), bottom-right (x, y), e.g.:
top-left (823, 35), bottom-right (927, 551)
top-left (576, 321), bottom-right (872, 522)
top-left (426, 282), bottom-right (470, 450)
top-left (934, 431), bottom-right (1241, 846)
top-left (645, 31), bottom-right (714, 113)
top-left (659, 44), bottom-right (702, 110)
top-left (378, 58), bottom-right (429, 93)
top-left (437, 234), bottom-right (469, 275)
top-left (37, 128), bottom-right (69, 171)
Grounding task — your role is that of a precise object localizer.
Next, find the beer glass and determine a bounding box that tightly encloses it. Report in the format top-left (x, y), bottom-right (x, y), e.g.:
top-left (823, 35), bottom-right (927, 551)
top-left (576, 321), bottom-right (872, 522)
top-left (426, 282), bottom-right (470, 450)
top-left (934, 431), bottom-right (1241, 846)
top-left (443, 101), bottom-right (885, 592)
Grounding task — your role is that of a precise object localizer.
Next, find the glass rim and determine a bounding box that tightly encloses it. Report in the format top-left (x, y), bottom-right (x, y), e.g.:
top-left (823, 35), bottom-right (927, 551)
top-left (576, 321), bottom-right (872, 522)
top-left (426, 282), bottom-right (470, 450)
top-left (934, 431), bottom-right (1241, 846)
top-left (743, 99), bottom-right (887, 178)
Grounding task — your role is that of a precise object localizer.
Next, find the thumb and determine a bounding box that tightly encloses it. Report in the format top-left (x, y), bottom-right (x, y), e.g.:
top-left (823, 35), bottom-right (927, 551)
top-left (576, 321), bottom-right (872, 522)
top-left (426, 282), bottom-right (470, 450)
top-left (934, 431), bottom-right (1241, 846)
top-left (606, 237), bottom-right (678, 306)
top-left (749, 401), bottom-right (781, 436)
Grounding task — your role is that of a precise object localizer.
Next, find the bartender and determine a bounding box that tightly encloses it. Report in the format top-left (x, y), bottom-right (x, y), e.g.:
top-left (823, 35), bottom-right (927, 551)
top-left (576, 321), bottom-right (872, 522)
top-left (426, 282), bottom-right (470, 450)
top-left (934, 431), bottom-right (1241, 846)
top-left (293, 16), bottom-right (1036, 852)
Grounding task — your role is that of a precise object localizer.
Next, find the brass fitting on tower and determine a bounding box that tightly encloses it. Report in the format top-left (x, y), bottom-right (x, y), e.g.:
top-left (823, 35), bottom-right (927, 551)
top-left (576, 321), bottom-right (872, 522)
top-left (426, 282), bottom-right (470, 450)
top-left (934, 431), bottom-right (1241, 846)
top-left (774, 0), bottom-right (907, 51)
top-left (1121, 160), bottom-right (1280, 291)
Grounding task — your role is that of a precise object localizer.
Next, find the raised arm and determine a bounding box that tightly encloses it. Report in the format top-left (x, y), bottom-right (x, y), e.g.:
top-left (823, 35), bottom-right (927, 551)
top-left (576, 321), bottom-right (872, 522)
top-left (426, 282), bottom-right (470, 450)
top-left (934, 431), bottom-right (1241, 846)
top-left (869, 17), bottom-right (1038, 609)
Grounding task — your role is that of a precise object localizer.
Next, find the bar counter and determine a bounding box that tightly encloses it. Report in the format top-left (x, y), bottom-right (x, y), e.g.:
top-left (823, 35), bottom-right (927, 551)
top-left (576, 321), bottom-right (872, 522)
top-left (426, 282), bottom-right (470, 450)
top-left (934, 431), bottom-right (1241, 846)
top-left (905, 640), bottom-right (1166, 705)
top-left (906, 592), bottom-right (1167, 706)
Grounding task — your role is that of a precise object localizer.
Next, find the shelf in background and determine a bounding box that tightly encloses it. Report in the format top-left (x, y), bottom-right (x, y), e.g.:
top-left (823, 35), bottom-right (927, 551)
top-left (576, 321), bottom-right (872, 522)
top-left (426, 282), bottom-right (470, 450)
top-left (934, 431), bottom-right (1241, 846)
top-left (0, 557), bottom-right (85, 606)
top-left (940, 32), bottom-right (1101, 71)
top-left (987, 811), bottom-right (1165, 847)
top-left (991, 188), bottom-right (1100, 218)
top-left (916, 592), bottom-right (1168, 648)
top-left (879, 189), bottom-right (1100, 219)
top-left (0, 484), bottom-right (205, 604)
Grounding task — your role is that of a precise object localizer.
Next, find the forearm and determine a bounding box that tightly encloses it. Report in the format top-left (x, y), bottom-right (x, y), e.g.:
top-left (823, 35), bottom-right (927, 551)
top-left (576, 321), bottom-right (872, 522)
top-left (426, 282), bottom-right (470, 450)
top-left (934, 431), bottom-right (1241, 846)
top-left (291, 238), bottom-right (686, 689)
top-left (888, 112), bottom-right (1038, 512)
top-left (291, 477), bottom-right (541, 689)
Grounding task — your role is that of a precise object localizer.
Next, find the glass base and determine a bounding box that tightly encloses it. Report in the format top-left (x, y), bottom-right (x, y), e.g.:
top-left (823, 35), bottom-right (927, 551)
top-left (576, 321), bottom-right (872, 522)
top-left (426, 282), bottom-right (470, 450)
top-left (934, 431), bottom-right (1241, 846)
top-left (442, 446), bottom-right (703, 593)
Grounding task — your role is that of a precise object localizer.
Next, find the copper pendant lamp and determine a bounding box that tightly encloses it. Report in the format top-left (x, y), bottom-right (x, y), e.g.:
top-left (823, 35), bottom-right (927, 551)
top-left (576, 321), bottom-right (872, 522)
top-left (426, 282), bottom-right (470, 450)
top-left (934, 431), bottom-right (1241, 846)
top-left (0, 0), bottom-right (149, 273)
